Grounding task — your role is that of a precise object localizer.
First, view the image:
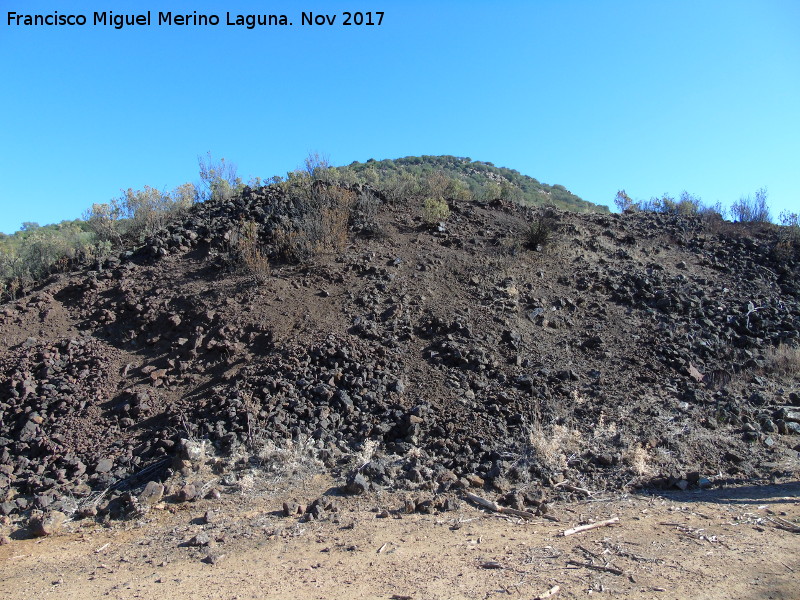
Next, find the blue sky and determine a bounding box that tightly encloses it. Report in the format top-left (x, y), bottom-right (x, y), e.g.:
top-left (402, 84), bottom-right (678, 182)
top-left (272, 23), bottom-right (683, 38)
top-left (1, 0), bottom-right (798, 233)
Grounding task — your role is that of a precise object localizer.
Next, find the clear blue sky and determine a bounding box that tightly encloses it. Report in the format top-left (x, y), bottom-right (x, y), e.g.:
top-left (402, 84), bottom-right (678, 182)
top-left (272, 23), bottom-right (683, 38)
top-left (1, 0), bottom-right (798, 233)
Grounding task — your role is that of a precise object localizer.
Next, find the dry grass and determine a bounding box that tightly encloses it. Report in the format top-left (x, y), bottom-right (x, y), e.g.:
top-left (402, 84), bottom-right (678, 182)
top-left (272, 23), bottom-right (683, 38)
top-left (252, 437), bottom-right (324, 481)
top-left (622, 444), bottom-right (654, 477)
top-left (766, 343), bottom-right (800, 378)
top-left (526, 424), bottom-right (583, 474)
top-left (233, 220), bottom-right (270, 283)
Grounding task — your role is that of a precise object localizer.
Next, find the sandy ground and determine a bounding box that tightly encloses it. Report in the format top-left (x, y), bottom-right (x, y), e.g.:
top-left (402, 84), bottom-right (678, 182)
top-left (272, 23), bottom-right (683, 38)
top-left (1, 477), bottom-right (798, 600)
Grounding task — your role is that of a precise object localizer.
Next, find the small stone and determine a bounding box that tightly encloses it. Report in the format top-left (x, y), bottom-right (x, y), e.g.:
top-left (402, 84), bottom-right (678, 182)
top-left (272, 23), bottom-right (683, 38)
top-left (202, 552), bottom-right (225, 565)
top-left (31, 511), bottom-right (66, 537)
top-left (181, 440), bottom-right (207, 463)
top-left (188, 532), bottom-right (211, 547)
top-left (465, 474), bottom-right (485, 488)
top-left (139, 481), bottom-right (164, 505)
top-left (282, 501), bottom-right (299, 517)
top-left (785, 411), bottom-right (800, 424)
top-left (178, 483), bottom-right (197, 502)
top-left (94, 458), bottom-right (114, 474)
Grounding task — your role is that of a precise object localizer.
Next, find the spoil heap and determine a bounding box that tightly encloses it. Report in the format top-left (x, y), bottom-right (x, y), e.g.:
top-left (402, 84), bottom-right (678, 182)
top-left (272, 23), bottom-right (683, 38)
top-left (1, 182), bottom-right (798, 519)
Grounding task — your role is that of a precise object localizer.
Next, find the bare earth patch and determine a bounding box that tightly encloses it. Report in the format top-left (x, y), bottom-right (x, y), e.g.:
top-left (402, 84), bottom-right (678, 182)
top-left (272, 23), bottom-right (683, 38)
top-left (1, 478), bottom-right (798, 600)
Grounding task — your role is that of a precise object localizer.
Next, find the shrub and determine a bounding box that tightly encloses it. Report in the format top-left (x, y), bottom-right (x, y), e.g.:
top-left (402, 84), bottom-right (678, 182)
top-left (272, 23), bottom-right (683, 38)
top-left (232, 220), bottom-right (270, 284)
top-left (274, 159), bottom-right (357, 261)
top-left (699, 201), bottom-right (727, 221)
top-left (773, 210), bottom-right (800, 261)
top-left (660, 191), bottom-right (701, 215)
top-left (0, 222), bottom-right (98, 298)
top-left (731, 188), bottom-right (771, 223)
top-left (118, 186), bottom-right (184, 241)
top-left (766, 343), bottom-right (800, 378)
top-left (85, 184), bottom-right (193, 244)
top-left (500, 181), bottom-right (523, 204)
top-left (197, 152), bottom-right (243, 202)
top-left (614, 190), bottom-right (635, 212)
top-left (525, 209), bottom-right (557, 250)
top-left (421, 197), bottom-right (450, 225)
top-left (84, 201), bottom-right (123, 244)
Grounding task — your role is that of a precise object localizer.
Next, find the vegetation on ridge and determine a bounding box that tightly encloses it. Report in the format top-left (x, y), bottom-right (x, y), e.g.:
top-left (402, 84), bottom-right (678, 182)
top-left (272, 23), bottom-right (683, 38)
top-left (2, 152), bottom-right (798, 300)
top-left (0, 154), bottom-right (600, 299)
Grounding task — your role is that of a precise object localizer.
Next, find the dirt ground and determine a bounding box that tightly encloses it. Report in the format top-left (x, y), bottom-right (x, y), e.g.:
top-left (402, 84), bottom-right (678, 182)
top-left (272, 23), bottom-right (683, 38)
top-left (1, 478), bottom-right (798, 600)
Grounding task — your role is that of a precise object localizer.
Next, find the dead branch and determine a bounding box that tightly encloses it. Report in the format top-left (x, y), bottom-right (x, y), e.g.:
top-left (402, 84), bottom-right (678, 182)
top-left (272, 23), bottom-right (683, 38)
top-left (534, 584), bottom-right (561, 599)
top-left (465, 492), bottom-right (539, 520)
top-left (553, 481), bottom-right (593, 496)
top-left (768, 516), bottom-right (800, 533)
top-left (563, 517), bottom-right (619, 536)
top-left (566, 559), bottom-right (624, 576)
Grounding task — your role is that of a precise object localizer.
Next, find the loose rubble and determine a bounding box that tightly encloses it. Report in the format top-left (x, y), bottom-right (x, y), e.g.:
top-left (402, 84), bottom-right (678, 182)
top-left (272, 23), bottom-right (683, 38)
top-left (1, 182), bottom-right (798, 528)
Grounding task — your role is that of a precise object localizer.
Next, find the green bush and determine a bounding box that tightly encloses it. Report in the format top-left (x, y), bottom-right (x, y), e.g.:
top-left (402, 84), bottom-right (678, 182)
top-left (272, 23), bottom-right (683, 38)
top-left (421, 197), bottom-right (450, 225)
top-left (0, 221), bottom-right (99, 298)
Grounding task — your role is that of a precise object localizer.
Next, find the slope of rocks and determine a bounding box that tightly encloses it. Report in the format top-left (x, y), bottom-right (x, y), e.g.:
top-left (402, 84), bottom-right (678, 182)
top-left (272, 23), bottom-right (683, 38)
top-left (1, 184), bottom-right (799, 520)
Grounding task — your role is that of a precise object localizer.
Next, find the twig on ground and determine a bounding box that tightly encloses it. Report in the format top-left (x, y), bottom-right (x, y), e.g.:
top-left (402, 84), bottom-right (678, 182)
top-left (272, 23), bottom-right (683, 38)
top-left (533, 584), bottom-right (561, 599)
top-left (553, 481), bottom-right (593, 496)
top-left (575, 544), bottom-right (602, 561)
top-left (566, 559), bottom-right (624, 576)
top-left (465, 492), bottom-right (542, 521)
top-left (768, 517), bottom-right (800, 533)
top-left (563, 517), bottom-right (620, 536)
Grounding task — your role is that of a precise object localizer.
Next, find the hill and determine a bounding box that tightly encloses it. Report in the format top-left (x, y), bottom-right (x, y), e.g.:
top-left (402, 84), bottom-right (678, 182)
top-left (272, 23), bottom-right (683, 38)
top-left (0, 165), bottom-right (798, 530)
top-left (339, 155), bottom-right (605, 213)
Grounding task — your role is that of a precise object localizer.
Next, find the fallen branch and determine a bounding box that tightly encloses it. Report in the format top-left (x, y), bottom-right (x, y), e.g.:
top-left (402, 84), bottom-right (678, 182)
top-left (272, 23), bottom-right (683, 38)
top-left (768, 516), bottom-right (800, 533)
top-left (563, 517), bottom-right (619, 536)
top-left (534, 584), bottom-right (561, 600)
top-left (465, 492), bottom-right (538, 520)
top-left (553, 481), bottom-right (593, 496)
top-left (566, 559), bottom-right (624, 576)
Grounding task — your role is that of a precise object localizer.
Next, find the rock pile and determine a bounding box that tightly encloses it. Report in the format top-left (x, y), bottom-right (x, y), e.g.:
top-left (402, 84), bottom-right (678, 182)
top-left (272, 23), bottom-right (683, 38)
top-left (1, 183), bottom-right (799, 520)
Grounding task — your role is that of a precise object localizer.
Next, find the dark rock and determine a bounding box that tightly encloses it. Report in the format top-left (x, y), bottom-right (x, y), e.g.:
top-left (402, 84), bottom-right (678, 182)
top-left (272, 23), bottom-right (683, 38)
top-left (344, 473), bottom-right (369, 495)
top-left (188, 532), bottom-right (211, 547)
top-left (202, 552), bottom-right (225, 565)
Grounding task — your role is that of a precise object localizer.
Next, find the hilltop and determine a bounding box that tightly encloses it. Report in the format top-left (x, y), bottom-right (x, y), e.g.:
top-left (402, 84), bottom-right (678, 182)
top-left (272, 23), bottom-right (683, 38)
top-left (338, 155), bottom-right (604, 213)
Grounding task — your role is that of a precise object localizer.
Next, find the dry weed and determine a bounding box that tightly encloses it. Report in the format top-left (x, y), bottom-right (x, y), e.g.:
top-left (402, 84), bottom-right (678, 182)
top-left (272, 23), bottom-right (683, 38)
top-left (233, 220), bottom-right (270, 283)
top-left (526, 424), bottom-right (583, 474)
top-left (622, 444), bottom-right (653, 476)
top-left (251, 437), bottom-right (323, 481)
top-left (766, 343), bottom-right (800, 378)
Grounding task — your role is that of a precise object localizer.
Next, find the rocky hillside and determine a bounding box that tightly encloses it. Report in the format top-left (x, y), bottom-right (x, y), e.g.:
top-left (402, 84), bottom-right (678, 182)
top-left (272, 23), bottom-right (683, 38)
top-left (0, 179), bottom-right (798, 522)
